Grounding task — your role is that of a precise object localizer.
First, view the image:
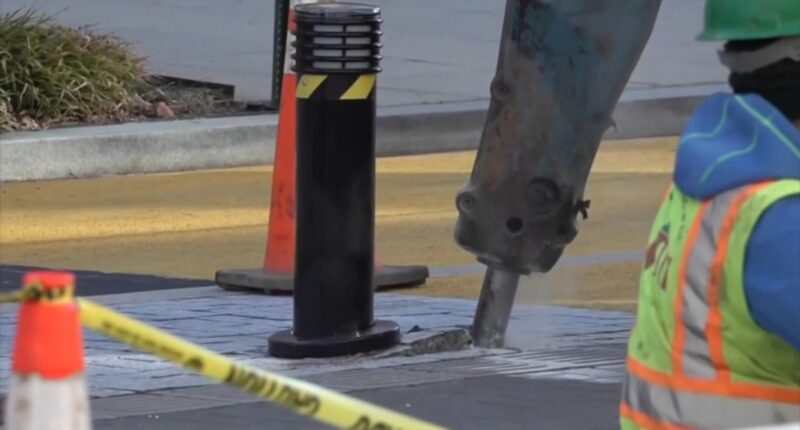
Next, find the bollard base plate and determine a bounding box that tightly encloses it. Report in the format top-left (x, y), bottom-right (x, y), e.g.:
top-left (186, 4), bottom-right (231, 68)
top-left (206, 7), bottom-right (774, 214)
top-left (215, 265), bottom-right (428, 294)
top-left (268, 320), bottom-right (401, 359)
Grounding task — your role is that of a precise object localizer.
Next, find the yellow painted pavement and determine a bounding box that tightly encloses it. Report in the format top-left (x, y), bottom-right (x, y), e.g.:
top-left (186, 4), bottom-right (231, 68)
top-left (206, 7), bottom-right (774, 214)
top-left (0, 137), bottom-right (677, 310)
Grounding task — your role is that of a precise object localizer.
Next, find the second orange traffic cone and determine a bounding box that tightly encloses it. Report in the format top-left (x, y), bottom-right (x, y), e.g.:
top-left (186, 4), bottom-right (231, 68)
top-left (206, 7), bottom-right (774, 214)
top-left (262, 64), bottom-right (298, 275)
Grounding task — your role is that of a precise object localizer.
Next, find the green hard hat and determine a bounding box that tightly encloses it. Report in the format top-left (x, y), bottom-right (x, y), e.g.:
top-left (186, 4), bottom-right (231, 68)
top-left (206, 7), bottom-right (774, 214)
top-left (700, 0), bottom-right (800, 40)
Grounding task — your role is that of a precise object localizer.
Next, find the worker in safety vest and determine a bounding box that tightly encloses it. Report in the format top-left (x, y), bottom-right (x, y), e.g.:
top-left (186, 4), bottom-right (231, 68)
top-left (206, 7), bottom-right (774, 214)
top-left (620, 1), bottom-right (800, 429)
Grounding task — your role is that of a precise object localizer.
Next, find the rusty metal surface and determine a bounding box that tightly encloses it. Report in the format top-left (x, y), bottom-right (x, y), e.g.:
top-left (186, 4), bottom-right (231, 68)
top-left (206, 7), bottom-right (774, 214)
top-left (455, 0), bottom-right (662, 275)
top-left (471, 267), bottom-right (521, 348)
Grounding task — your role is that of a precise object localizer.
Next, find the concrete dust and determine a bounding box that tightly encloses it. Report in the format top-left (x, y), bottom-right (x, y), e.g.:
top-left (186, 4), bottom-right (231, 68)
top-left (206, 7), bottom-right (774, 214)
top-left (394, 275), bottom-right (483, 300)
top-left (515, 262), bottom-right (642, 311)
top-left (505, 272), bottom-right (578, 350)
top-left (507, 261), bottom-right (641, 348)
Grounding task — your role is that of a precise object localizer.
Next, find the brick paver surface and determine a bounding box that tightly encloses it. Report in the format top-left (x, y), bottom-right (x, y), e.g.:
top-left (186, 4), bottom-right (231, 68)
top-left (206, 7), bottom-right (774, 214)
top-left (0, 291), bottom-right (634, 397)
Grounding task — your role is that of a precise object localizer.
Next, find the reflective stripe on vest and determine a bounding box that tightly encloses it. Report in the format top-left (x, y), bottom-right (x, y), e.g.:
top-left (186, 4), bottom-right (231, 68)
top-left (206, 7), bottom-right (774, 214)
top-left (624, 180), bottom-right (800, 429)
top-left (671, 182), bottom-right (778, 380)
top-left (673, 186), bottom-right (740, 379)
top-left (622, 371), bottom-right (800, 429)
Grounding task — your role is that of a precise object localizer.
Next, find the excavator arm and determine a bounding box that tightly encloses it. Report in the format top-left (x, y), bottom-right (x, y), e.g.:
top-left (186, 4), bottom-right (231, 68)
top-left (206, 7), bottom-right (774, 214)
top-left (457, 0), bottom-right (662, 347)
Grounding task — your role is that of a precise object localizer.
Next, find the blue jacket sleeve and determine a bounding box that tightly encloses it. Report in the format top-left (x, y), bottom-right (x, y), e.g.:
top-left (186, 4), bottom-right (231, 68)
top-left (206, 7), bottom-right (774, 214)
top-left (744, 195), bottom-right (800, 352)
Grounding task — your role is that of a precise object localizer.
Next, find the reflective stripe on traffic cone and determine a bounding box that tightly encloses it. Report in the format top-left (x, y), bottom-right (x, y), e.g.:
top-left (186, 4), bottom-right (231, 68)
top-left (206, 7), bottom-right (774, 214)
top-left (4, 271), bottom-right (92, 430)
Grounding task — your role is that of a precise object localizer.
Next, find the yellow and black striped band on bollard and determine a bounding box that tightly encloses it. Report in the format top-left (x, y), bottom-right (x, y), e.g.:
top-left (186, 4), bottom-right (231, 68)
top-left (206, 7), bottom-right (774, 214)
top-left (297, 74), bottom-right (377, 101)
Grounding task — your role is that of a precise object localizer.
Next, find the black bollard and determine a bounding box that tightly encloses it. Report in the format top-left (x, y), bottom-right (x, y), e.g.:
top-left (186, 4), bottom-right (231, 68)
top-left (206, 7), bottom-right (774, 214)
top-left (268, 2), bottom-right (400, 359)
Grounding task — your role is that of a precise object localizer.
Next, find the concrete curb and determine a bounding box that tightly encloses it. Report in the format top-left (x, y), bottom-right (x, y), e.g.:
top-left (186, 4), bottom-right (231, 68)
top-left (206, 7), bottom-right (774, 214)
top-left (0, 84), bottom-right (725, 182)
top-left (0, 115), bottom-right (278, 182)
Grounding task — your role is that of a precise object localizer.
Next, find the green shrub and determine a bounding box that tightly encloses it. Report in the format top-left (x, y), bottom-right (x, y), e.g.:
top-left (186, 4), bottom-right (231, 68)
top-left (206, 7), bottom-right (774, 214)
top-left (0, 10), bottom-right (149, 129)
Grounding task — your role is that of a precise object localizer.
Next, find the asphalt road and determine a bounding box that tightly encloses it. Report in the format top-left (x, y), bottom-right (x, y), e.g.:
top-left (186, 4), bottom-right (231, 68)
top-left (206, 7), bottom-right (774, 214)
top-left (1, 0), bottom-right (725, 101)
top-left (0, 264), bottom-right (209, 295)
top-left (93, 377), bottom-right (623, 430)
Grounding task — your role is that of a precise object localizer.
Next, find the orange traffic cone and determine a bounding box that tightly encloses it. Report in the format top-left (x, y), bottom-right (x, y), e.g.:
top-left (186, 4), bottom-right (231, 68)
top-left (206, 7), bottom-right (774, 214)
top-left (4, 271), bottom-right (91, 430)
top-left (215, 0), bottom-right (427, 293)
top-left (261, 1), bottom-right (301, 275)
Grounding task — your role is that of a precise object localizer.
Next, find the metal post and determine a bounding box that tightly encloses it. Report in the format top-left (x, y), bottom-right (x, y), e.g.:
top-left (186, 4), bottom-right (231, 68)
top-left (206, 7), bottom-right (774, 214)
top-left (471, 267), bottom-right (520, 348)
top-left (268, 2), bottom-right (400, 359)
top-left (271, 0), bottom-right (291, 109)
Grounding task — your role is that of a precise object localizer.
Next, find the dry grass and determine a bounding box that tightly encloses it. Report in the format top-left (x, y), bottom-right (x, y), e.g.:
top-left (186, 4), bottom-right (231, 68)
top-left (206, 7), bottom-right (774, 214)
top-left (0, 87), bottom-right (15, 131)
top-left (0, 10), bottom-right (150, 131)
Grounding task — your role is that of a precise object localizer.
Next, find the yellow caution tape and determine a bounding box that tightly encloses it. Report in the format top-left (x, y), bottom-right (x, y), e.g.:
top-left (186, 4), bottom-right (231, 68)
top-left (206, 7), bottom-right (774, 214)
top-left (77, 298), bottom-right (448, 430)
top-left (0, 291), bottom-right (25, 304)
top-left (1, 290), bottom-right (445, 428)
top-left (0, 289), bottom-right (40, 304)
top-left (0, 286), bottom-right (72, 304)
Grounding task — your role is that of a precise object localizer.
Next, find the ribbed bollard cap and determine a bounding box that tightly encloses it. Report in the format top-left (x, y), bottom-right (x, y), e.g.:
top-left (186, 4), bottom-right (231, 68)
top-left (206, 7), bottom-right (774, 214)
top-left (292, 2), bottom-right (382, 74)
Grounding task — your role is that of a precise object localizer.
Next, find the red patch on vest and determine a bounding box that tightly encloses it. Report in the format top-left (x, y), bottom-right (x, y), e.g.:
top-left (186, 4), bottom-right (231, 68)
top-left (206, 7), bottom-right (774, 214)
top-left (644, 225), bottom-right (672, 290)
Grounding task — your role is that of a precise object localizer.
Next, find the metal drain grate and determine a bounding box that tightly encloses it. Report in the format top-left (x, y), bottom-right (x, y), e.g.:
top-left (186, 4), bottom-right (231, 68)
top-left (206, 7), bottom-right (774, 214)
top-left (412, 356), bottom-right (552, 378)
top-left (294, 344), bottom-right (629, 392)
top-left (504, 344), bottom-right (626, 365)
top-left (411, 344), bottom-right (627, 381)
top-left (303, 367), bottom-right (456, 391)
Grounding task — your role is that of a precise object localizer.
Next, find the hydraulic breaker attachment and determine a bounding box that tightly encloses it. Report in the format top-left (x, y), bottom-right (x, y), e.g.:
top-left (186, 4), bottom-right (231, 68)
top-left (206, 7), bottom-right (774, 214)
top-left (459, 0), bottom-right (662, 348)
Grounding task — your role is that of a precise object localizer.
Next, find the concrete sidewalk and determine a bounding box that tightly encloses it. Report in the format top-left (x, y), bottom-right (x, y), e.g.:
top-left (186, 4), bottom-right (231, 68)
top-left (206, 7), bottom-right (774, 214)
top-left (0, 274), bottom-right (634, 429)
